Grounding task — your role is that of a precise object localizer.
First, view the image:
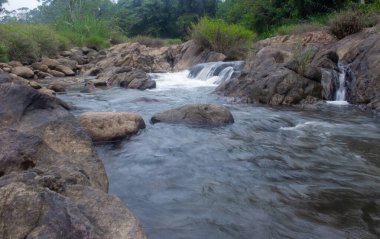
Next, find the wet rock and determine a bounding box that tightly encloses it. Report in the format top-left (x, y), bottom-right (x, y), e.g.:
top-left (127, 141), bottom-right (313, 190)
top-left (12, 66), bottom-right (34, 78)
top-left (79, 112), bottom-right (146, 142)
top-left (0, 81), bottom-right (146, 239)
top-left (80, 83), bottom-right (96, 93)
top-left (88, 78), bottom-right (108, 87)
top-left (151, 104), bottom-right (234, 126)
top-left (48, 82), bottom-right (67, 93)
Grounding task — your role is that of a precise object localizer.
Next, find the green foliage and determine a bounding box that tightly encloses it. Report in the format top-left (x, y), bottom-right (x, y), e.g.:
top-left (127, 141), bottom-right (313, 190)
top-left (0, 43), bottom-right (9, 62)
top-left (328, 9), bottom-right (373, 39)
top-left (0, 22), bottom-right (69, 63)
top-left (293, 42), bottom-right (314, 74)
top-left (53, 16), bottom-right (116, 49)
top-left (191, 18), bottom-right (255, 59)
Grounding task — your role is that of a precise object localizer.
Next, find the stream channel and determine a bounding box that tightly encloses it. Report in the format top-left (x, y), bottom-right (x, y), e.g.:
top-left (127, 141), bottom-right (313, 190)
top-left (60, 62), bottom-right (380, 239)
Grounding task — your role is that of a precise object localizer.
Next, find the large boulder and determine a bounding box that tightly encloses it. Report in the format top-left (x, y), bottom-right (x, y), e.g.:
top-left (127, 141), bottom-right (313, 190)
top-left (331, 27), bottom-right (380, 111)
top-left (216, 43), bottom-right (324, 105)
top-left (12, 66), bottom-right (34, 78)
top-left (0, 80), bottom-right (146, 239)
top-left (106, 70), bottom-right (156, 90)
top-left (151, 104), bottom-right (234, 126)
top-left (31, 62), bottom-right (49, 72)
top-left (78, 112), bottom-right (146, 142)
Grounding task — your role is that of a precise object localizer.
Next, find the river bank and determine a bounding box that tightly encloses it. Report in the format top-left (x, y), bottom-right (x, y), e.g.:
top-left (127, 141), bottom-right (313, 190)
top-left (0, 25), bottom-right (380, 238)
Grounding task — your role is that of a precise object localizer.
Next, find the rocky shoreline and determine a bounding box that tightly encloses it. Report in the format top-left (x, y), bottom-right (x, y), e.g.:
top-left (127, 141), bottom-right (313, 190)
top-left (0, 26), bottom-right (379, 238)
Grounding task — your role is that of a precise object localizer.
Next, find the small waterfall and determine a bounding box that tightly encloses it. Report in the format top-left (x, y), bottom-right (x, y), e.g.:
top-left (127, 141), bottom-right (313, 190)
top-left (188, 61), bottom-right (243, 84)
top-left (335, 63), bottom-right (347, 101)
top-left (327, 62), bottom-right (350, 106)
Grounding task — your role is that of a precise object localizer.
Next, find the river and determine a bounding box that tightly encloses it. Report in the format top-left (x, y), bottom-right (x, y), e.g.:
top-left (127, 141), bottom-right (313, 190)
top-left (60, 63), bottom-right (380, 239)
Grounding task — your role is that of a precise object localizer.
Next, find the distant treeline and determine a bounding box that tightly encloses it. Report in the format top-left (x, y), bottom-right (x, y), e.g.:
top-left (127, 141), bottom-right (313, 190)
top-left (2, 0), bottom-right (372, 38)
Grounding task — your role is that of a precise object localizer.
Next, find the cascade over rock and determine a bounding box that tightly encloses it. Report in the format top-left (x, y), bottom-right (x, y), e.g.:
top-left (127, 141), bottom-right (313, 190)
top-left (216, 28), bottom-right (380, 112)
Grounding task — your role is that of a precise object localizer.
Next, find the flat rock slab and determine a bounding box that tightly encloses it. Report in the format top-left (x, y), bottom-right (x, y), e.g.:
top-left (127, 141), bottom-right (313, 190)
top-left (151, 104), bottom-right (234, 126)
top-left (79, 112), bottom-right (146, 142)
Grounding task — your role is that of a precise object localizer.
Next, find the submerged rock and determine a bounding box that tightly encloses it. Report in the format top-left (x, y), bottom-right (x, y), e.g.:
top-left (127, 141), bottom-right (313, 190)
top-left (0, 79), bottom-right (146, 239)
top-left (151, 104), bottom-right (234, 126)
top-left (78, 112), bottom-right (146, 142)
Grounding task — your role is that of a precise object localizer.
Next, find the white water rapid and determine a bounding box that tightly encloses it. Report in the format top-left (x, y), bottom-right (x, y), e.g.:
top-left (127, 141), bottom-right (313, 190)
top-left (327, 63), bottom-right (349, 106)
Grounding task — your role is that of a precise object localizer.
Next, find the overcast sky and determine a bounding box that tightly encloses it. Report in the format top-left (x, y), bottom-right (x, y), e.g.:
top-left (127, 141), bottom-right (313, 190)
top-left (5, 0), bottom-right (41, 11)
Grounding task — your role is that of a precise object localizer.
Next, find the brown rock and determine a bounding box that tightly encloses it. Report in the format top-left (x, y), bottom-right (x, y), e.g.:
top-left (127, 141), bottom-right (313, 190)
top-left (41, 58), bottom-right (60, 69)
top-left (48, 69), bottom-right (66, 77)
top-left (12, 66), bottom-right (34, 78)
top-left (29, 80), bottom-right (42, 89)
top-left (48, 82), bottom-right (67, 93)
top-left (78, 112), bottom-right (146, 142)
top-left (31, 62), bottom-right (49, 72)
top-left (0, 82), bottom-right (147, 239)
top-left (55, 65), bottom-right (75, 76)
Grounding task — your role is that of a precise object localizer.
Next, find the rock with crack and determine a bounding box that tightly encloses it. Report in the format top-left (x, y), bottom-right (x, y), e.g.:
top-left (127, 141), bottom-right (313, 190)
top-left (78, 112), bottom-right (146, 142)
top-left (151, 104), bottom-right (234, 126)
top-left (0, 78), bottom-right (147, 239)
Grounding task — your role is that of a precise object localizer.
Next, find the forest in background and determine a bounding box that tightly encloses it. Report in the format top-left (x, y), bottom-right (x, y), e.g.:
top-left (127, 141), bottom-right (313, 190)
top-left (0, 0), bottom-right (379, 62)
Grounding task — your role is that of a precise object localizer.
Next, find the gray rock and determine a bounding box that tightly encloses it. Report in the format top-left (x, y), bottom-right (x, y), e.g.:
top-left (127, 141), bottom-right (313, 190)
top-left (151, 104), bottom-right (234, 126)
top-left (0, 81), bottom-right (146, 239)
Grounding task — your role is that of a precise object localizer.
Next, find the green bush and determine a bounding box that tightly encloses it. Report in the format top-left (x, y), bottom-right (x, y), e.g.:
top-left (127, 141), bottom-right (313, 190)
top-left (328, 9), bottom-right (374, 39)
top-left (54, 15), bottom-right (121, 49)
top-left (0, 43), bottom-right (9, 62)
top-left (0, 22), bottom-right (69, 63)
top-left (191, 18), bottom-right (255, 59)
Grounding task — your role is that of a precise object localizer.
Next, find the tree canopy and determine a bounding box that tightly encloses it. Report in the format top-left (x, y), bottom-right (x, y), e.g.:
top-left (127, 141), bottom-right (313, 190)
top-left (3, 0), bottom-right (370, 38)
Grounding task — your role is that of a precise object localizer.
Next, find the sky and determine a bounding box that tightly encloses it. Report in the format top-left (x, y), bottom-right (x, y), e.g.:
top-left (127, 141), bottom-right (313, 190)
top-left (4, 0), bottom-right (41, 11)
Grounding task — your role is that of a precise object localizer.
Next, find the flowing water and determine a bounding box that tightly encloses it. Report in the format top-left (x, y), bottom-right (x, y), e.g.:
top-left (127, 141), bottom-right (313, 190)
top-left (60, 62), bottom-right (380, 239)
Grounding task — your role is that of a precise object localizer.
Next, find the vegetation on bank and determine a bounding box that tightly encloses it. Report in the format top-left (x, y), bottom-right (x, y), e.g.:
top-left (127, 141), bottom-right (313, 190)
top-left (0, 0), bottom-right (379, 63)
top-left (191, 18), bottom-right (255, 59)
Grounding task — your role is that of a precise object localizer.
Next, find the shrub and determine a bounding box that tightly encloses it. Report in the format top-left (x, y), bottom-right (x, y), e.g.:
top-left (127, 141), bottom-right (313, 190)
top-left (0, 22), bottom-right (70, 63)
top-left (328, 9), bottom-right (373, 39)
top-left (191, 18), bottom-right (255, 59)
top-left (293, 42), bottom-right (314, 74)
top-left (0, 43), bottom-right (8, 62)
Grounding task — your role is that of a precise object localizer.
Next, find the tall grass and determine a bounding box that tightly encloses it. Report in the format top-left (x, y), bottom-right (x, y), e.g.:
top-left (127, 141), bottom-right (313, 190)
top-left (191, 18), bottom-right (255, 59)
top-left (0, 22), bottom-right (69, 63)
top-left (0, 15), bottom-right (126, 63)
top-left (54, 15), bottom-right (122, 49)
